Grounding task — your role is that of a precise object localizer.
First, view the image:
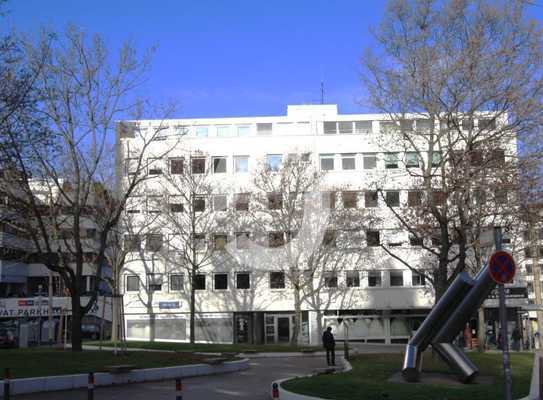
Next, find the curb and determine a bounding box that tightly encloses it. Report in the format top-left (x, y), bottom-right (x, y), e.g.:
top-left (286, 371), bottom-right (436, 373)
top-left (270, 357), bottom-right (352, 400)
top-left (0, 358), bottom-right (249, 397)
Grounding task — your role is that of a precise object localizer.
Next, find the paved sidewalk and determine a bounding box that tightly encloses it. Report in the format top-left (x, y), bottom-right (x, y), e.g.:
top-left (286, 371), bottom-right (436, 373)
top-left (13, 356), bottom-right (327, 400)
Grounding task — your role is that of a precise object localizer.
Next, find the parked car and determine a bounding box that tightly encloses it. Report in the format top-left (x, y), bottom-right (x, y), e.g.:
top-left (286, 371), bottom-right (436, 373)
top-left (81, 323), bottom-right (100, 340)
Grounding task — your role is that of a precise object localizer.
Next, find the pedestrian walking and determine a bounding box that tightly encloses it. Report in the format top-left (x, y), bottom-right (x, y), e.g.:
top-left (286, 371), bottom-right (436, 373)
top-left (322, 326), bottom-right (336, 366)
top-left (512, 326), bottom-right (521, 352)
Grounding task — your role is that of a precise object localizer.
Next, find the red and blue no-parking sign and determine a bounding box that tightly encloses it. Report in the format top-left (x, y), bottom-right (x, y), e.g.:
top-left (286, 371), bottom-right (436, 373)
top-left (489, 251), bottom-right (516, 284)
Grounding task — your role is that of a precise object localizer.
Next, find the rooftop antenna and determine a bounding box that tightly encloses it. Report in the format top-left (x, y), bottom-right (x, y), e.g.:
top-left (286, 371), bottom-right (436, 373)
top-left (320, 80), bottom-right (324, 104)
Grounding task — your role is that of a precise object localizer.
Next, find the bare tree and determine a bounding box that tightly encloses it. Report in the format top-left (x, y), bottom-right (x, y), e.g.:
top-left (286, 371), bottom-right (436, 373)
top-left (154, 153), bottom-right (223, 344)
top-left (228, 153), bottom-right (367, 344)
top-left (363, 0), bottom-right (543, 302)
top-left (0, 26), bottom-right (177, 351)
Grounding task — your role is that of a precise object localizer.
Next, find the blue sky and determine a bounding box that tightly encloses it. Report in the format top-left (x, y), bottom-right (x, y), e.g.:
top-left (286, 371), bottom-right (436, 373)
top-left (2, 0), bottom-right (543, 118)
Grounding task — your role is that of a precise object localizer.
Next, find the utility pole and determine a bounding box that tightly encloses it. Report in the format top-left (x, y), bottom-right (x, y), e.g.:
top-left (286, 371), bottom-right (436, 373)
top-left (320, 81), bottom-right (324, 105)
top-left (528, 209), bottom-right (543, 349)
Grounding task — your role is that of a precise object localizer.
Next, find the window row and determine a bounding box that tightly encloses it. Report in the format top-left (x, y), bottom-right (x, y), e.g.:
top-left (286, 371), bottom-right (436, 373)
top-left (319, 149), bottom-right (504, 171)
top-left (124, 269), bottom-right (426, 293)
top-left (120, 118), bottom-right (498, 140)
top-left (128, 153), bottom-right (310, 176)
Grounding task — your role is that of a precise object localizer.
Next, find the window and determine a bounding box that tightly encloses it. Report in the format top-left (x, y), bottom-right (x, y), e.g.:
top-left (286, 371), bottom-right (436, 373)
top-left (237, 125), bottom-right (250, 137)
top-left (490, 149), bottom-right (505, 166)
top-left (526, 264), bottom-right (533, 275)
top-left (147, 195), bottom-right (162, 213)
top-left (431, 152), bottom-right (442, 167)
top-left (323, 230), bottom-right (337, 247)
top-left (409, 235), bottom-right (423, 246)
top-left (146, 234), bottom-right (163, 252)
top-left (368, 271), bottom-right (382, 287)
top-left (193, 196), bottom-right (205, 212)
top-left (365, 191), bottom-right (378, 207)
top-left (479, 118), bottom-right (496, 130)
top-left (213, 234), bottom-right (228, 250)
top-left (214, 273), bottom-right (228, 290)
top-left (338, 121), bottom-right (354, 134)
top-left (266, 154), bottom-right (282, 171)
top-left (236, 273), bottom-right (250, 289)
top-left (191, 157), bottom-right (206, 174)
top-left (194, 274), bottom-right (206, 290)
top-left (216, 125), bottom-right (231, 137)
top-left (346, 271), bottom-right (360, 287)
top-left (195, 126), bottom-right (208, 137)
top-left (148, 158), bottom-right (163, 175)
top-left (385, 153), bottom-right (399, 169)
top-left (469, 150), bottom-right (482, 166)
top-left (126, 195), bottom-right (143, 214)
top-left (257, 123), bottom-right (273, 135)
top-left (147, 273), bottom-right (163, 291)
top-left (412, 273), bottom-right (426, 286)
top-left (343, 191), bottom-right (358, 209)
top-left (270, 272), bottom-right (285, 289)
top-left (169, 196), bottom-right (184, 213)
top-left (416, 119), bottom-right (432, 131)
top-left (213, 157), bottom-right (227, 173)
top-left (355, 121), bottom-right (372, 134)
top-left (320, 154), bottom-right (335, 171)
top-left (390, 270), bottom-right (404, 287)
top-left (268, 232), bottom-right (285, 248)
top-left (234, 193), bottom-right (250, 211)
top-left (236, 232), bottom-right (250, 249)
top-left (363, 154), bottom-right (377, 169)
top-left (405, 152), bottom-right (419, 168)
top-left (322, 191), bottom-right (336, 209)
top-left (234, 156), bottom-right (249, 173)
top-left (124, 234), bottom-right (141, 251)
top-left (324, 272), bottom-right (338, 288)
top-left (525, 247), bottom-right (532, 258)
top-left (268, 193), bottom-right (282, 210)
top-left (323, 121), bottom-right (337, 134)
top-left (126, 275), bottom-right (139, 292)
top-left (381, 121), bottom-right (398, 133)
top-left (432, 190), bottom-right (445, 205)
top-left (213, 195), bottom-right (227, 211)
top-left (169, 158), bottom-right (184, 175)
top-left (408, 191), bottom-right (422, 207)
top-left (494, 189), bottom-right (507, 205)
top-left (341, 154), bottom-right (356, 170)
top-left (170, 274), bottom-right (184, 291)
top-left (386, 191), bottom-right (400, 207)
top-left (193, 233), bottom-right (206, 251)
top-left (366, 230), bottom-right (380, 246)
top-left (125, 158), bottom-right (139, 176)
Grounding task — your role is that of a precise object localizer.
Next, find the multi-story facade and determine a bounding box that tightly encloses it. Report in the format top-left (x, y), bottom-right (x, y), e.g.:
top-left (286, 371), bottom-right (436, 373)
top-left (0, 177), bottom-right (112, 346)
top-left (117, 104), bottom-right (529, 346)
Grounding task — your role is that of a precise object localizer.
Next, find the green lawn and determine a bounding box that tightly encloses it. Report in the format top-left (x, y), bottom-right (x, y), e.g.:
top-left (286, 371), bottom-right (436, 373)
top-left (283, 352), bottom-right (533, 400)
top-left (88, 340), bottom-right (320, 353)
top-left (0, 348), bottom-right (216, 379)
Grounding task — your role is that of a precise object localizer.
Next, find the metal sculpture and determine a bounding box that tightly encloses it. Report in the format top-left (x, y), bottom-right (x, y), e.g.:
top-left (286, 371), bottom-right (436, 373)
top-left (402, 265), bottom-right (497, 383)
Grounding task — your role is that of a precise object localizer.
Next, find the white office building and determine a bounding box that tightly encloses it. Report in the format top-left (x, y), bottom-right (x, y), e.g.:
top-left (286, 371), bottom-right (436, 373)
top-left (117, 104), bottom-right (528, 346)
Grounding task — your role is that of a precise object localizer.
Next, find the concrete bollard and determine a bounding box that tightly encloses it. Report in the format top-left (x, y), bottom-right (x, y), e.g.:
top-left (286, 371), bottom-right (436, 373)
top-left (3, 368), bottom-right (10, 400)
top-left (88, 372), bottom-right (94, 400)
top-left (272, 382), bottom-right (280, 398)
top-left (175, 377), bottom-right (183, 400)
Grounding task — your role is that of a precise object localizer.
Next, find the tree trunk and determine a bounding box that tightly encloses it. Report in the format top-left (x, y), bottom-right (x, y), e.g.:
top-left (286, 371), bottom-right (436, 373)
top-left (70, 296), bottom-right (83, 352)
top-left (291, 287), bottom-right (303, 345)
top-left (477, 306), bottom-right (486, 352)
top-left (189, 284), bottom-right (196, 344)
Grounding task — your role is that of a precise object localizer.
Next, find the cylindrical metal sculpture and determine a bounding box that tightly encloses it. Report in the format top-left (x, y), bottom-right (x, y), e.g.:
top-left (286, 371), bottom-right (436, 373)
top-left (402, 264), bottom-right (497, 383)
top-left (402, 272), bottom-right (474, 382)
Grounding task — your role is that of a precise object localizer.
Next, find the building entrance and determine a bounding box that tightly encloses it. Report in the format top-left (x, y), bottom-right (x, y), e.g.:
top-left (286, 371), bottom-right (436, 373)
top-left (264, 314), bottom-right (294, 344)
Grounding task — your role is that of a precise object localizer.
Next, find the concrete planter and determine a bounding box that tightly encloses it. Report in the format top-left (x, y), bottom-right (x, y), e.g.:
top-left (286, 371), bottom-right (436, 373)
top-left (0, 358), bottom-right (249, 397)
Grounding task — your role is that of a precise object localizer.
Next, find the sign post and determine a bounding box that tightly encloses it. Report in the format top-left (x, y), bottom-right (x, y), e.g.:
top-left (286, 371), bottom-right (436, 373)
top-left (491, 228), bottom-right (515, 400)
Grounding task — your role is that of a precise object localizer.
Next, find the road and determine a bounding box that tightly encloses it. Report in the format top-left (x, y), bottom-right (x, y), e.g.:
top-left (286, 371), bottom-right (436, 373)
top-left (13, 356), bottom-right (327, 400)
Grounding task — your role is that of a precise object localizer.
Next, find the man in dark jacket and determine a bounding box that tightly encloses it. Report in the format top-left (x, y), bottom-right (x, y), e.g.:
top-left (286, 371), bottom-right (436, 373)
top-left (322, 326), bottom-right (336, 366)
